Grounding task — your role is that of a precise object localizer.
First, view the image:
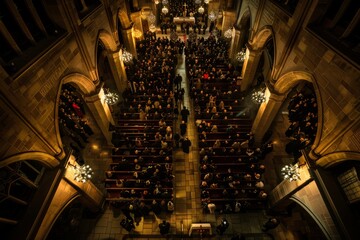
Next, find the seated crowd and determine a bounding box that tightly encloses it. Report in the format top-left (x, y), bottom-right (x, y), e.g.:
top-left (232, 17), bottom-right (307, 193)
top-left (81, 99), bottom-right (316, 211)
top-left (185, 35), bottom-right (272, 213)
top-left (58, 83), bottom-right (94, 161)
top-left (105, 36), bottom-right (185, 219)
top-left (285, 90), bottom-right (318, 160)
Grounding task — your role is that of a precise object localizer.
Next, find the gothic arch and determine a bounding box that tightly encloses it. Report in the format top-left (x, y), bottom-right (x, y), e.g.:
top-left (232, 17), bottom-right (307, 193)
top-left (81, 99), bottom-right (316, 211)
top-left (236, 7), bottom-right (251, 30)
top-left (61, 73), bottom-right (97, 95)
top-left (316, 151), bottom-right (360, 168)
top-left (251, 25), bottom-right (274, 50)
top-left (289, 195), bottom-right (332, 239)
top-left (97, 29), bottom-right (118, 52)
top-left (0, 151), bottom-right (59, 169)
top-left (274, 70), bottom-right (324, 152)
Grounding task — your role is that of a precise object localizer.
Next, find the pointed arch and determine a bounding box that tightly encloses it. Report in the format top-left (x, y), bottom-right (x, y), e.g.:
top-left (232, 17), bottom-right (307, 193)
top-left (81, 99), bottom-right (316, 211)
top-left (251, 25), bottom-right (274, 50)
top-left (0, 151), bottom-right (59, 168)
top-left (274, 70), bottom-right (324, 153)
top-left (97, 29), bottom-right (118, 52)
top-left (62, 73), bottom-right (97, 95)
top-left (290, 195), bottom-right (332, 240)
top-left (236, 7), bottom-right (251, 30)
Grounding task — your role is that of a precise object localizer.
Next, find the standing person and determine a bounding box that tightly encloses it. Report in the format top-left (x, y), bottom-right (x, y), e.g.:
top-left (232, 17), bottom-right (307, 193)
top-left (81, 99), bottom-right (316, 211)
top-left (182, 137), bottom-right (191, 153)
top-left (180, 120), bottom-right (187, 136)
top-left (159, 220), bottom-right (170, 235)
top-left (181, 106), bottom-right (190, 123)
top-left (176, 74), bottom-right (182, 90)
top-left (261, 218), bottom-right (280, 232)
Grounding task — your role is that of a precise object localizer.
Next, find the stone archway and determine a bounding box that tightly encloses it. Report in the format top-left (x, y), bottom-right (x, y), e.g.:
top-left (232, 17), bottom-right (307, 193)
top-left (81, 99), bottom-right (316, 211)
top-left (0, 152), bottom-right (59, 168)
top-left (316, 151), bottom-right (360, 168)
top-left (240, 25), bottom-right (275, 91)
top-left (230, 8), bottom-right (251, 60)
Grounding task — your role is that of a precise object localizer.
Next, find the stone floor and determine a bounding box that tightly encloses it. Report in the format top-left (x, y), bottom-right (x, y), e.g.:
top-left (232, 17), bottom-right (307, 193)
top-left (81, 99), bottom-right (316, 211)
top-left (64, 33), bottom-right (326, 240)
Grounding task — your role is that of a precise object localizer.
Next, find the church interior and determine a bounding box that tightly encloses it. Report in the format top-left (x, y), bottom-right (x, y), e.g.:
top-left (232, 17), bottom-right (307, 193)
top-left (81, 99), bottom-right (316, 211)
top-left (0, 0), bottom-right (359, 239)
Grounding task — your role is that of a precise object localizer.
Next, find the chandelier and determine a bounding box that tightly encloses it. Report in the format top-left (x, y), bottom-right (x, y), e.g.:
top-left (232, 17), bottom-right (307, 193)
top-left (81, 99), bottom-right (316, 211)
top-left (198, 6), bottom-right (205, 14)
top-left (251, 89), bottom-right (266, 104)
top-left (162, 0), bottom-right (168, 5)
top-left (281, 163), bottom-right (301, 182)
top-left (204, 0), bottom-right (210, 4)
top-left (133, 29), bottom-right (142, 38)
top-left (149, 24), bottom-right (157, 32)
top-left (121, 49), bottom-right (133, 63)
top-left (224, 27), bottom-right (233, 39)
top-left (73, 164), bottom-right (94, 183)
top-left (104, 88), bottom-right (120, 105)
top-left (208, 11), bottom-right (217, 21)
top-left (147, 12), bottom-right (156, 24)
top-left (154, 0), bottom-right (159, 4)
top-left (162, 6), bottom-right (169, 14)
top-left (170, 31), bottom-right (178, 41)
top-left (195, 0), bottom-right (201, 4)
top-left (236, 48), bottom-right (246, 63)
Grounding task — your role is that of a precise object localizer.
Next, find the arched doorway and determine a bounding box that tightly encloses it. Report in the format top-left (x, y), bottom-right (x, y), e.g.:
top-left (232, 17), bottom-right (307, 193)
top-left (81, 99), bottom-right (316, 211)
top-left (0, 157), bottom-right (55, 239)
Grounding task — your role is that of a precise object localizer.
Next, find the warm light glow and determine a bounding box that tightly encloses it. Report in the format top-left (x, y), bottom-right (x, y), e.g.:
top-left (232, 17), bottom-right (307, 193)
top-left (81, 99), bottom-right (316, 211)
top-left (149, 24), bottom-right (157, 32)
top-left (198, 6), bottom-right (204, 14)
top-left (251, 89), bottom-right (266, 104)
top-left (133, 29), bottom-right (142, 38)
top-left (236, 48), bottom-right (246, 63)
top-left (162, 6), bottom-right (169, 14)
top-left (154, 0), bottom-right (160, 4)
top-left (104, 88), bottom-right (120, 105)
top-left (121, 49), bottom-right (133, 63)
top-left (281, 164), bottom-right (301, 182)
top-left (208, 11), bottom-right (217, 21)
top-left (73, 164), bottom-right (94, 183)
top-left (204, 0), bottom-right (210, 4)
top-left (92, 144), bottom-right (99, 150)
top-left (224, 28), bottom-right (233, 39)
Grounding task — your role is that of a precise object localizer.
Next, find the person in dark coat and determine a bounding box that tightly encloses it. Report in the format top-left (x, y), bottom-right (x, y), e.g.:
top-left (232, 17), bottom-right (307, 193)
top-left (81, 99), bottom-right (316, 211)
top-left (159, 220), bottom-right (170, 235)
top-left (182, 137), bottom-right (191, 153)
top-left (180, 120), bottom-right (187, 136)
top-left (181, 106), bottom-right (190, 123)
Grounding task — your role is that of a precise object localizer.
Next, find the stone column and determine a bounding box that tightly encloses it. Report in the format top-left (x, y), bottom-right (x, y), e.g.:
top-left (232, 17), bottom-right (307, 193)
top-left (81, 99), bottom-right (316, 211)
top-left (252, 92), bottom-right (285, 145)
top-left (122, 27), bottom-right (137, 59)
top-left (85, 92), bottom-right (114, 145)
top-left (229, 28), bottom-right (240, 60)
top-left (241, 45), bottom-right (262, 91)
top-left (108, 51), bottom-right (128, 94)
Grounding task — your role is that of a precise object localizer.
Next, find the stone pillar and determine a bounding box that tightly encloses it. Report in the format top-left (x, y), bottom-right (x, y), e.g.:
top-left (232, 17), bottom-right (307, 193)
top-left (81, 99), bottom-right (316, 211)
top-left (252, 92), bottom-right (285, 145)
top-left (241, 45), bottom-right (262, 91)
top-left (85, 92), bottom-right (114, 145)
top-left (229, 28), bottom-right (240, 60)
top-left (108, 51), bottom-right (128, 94)
top-left (122, 27), bottom-right (137, 59)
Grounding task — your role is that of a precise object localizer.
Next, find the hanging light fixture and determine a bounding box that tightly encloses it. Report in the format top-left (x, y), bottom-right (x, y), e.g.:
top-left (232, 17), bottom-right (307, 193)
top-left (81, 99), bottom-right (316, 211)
top-left (208, 11), bottom-right (217, 21)
top-left (147, 12), bottom-right (156, 24)
top-left (133, 29), bottom-right (142, 38)
top-left (73, 164), bottom-right (94, 183)
top-left (154, 0), bottom-right (160, 4)
top-left (204, 0), bottom-right (210, 4)
top-left (236, 48), bottom-right (246, 63)
top-left (251, 88), bottom-right (266, 104)
top-left (195, 0), bottom-right (201, 4)
top-left (170, 31), bottom-right (178, 41)
top-left (149, 24), bottom-right (157, 32)
top-left (281, 163), bottom-right (301, 182)
top-left (104, 88), bottom-right (120, 105)
top-left (121, 49), bottom-right (133, 64)
top-left (162, 0), bottom-right (168, 5)
top-left (198, 5), bottom-right (205, 14)
top-left (162, 6), bottom-right (169, 14)
top-left (224, 27), bottom-right (233, 39)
